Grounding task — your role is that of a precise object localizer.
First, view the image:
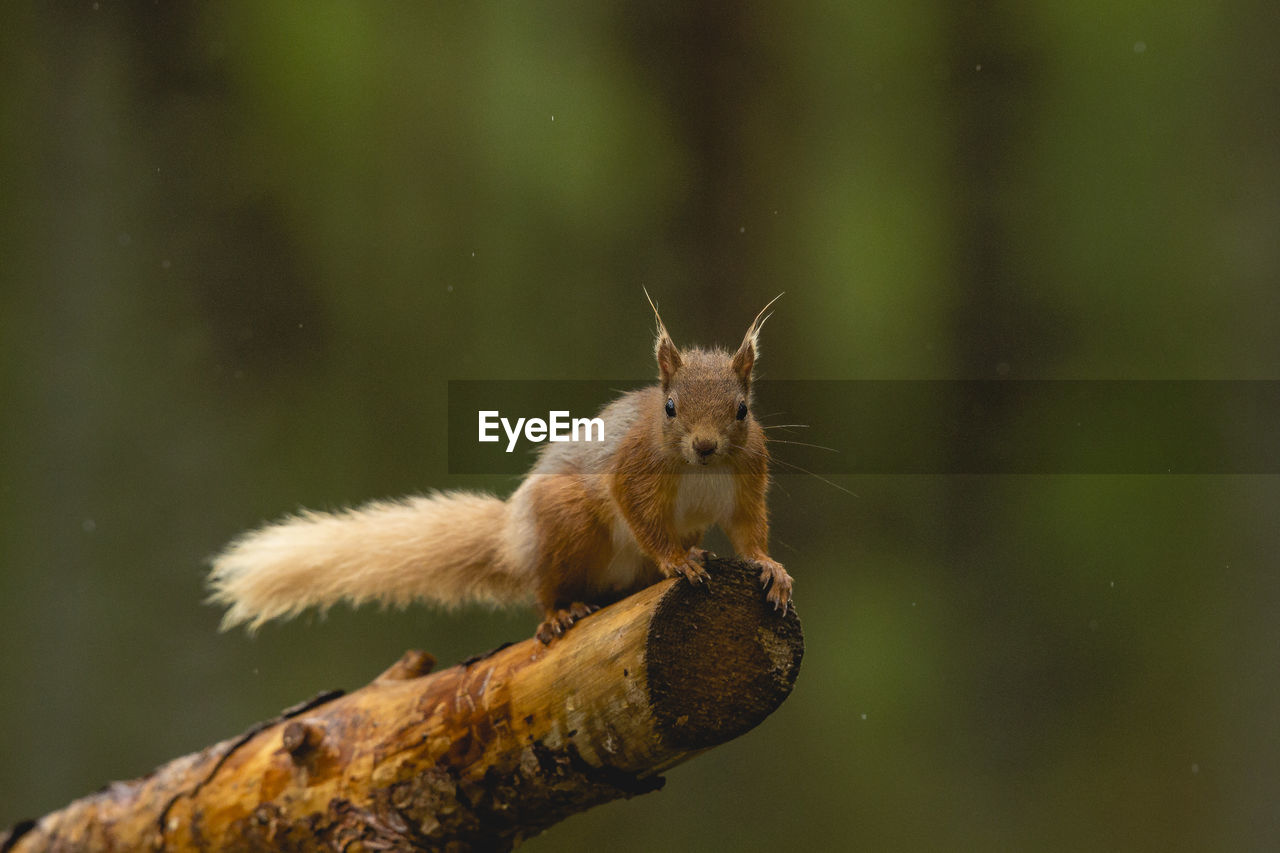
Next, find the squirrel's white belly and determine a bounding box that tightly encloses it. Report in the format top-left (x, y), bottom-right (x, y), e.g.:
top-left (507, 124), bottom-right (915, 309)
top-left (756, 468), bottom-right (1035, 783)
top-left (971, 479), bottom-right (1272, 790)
top-left (674, 470), bottom-right (736, 534)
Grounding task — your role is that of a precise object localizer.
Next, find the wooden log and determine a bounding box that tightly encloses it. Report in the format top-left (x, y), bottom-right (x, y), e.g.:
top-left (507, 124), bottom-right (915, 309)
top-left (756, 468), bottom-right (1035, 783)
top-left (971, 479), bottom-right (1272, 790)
top-left (2, 558), bottom-right (803, 852)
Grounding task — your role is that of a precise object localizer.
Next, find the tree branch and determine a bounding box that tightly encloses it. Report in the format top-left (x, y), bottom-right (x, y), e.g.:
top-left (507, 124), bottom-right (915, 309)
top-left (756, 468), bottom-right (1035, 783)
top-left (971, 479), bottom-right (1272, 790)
top-left (3, 559), bottom-right (803, 852)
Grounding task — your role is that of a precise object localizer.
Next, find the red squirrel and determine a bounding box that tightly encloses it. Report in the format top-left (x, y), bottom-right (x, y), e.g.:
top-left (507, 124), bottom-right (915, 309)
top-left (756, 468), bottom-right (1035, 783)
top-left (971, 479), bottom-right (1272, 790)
top-left (208, 294), bottom-right (793, 643)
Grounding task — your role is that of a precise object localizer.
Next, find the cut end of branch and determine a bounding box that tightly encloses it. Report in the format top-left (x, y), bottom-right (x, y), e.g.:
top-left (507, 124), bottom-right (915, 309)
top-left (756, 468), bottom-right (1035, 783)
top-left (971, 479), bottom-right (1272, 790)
top-left (647, 560), bottom-right (804, 751)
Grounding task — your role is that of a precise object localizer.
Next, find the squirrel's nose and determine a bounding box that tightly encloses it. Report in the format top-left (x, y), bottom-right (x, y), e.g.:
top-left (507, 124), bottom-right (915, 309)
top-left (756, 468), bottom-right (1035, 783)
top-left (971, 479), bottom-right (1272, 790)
top-left (693, 438), bottom-right (717, 458)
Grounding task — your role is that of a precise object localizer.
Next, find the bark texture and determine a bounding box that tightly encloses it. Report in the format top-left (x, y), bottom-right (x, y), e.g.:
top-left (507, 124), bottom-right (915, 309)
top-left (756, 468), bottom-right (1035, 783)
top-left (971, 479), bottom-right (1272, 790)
top-left (3, 558), bottom-right (803, 852)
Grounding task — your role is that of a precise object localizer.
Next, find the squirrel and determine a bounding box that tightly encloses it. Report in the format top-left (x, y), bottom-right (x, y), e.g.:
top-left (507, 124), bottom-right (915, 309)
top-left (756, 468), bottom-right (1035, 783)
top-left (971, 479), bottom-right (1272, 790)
top-left (207, 293), bottom-right (793, 644)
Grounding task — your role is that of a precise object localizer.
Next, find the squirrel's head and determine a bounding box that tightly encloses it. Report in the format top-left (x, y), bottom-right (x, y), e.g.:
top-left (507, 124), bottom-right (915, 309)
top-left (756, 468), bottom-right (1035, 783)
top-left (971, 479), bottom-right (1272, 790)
top-left (644, 290), bottom-right (781, 466)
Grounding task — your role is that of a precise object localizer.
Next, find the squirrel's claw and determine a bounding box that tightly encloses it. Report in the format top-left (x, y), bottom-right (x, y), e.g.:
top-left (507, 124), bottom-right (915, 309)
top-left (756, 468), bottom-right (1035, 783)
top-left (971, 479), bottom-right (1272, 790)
top-left (536, 601), bottom-right (601, 644)
top-left (685, 547), bottom-right (714, 588)
top-left (535, 620), bottom-right (560, 644)
top-left (753, 557), bottom-right (793, 614)
top-left (765, 581), bottom-right (792, 613)
top-left (660, 555), bottom-right (712, 589)
top-left (679, 561), bottom-right (712, 587)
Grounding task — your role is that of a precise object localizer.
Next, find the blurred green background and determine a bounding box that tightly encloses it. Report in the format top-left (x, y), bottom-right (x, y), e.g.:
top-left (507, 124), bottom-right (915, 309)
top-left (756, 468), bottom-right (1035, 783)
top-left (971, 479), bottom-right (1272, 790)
top-left (2, 2), bottom-right (1278, 850)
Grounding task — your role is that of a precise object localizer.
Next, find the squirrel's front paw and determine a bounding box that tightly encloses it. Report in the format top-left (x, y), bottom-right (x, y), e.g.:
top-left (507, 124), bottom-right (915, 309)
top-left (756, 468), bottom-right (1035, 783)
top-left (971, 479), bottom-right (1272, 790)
top-left (752, 557), bottom-right (793, 612)
top-left (659, 553), bottom-right (712, 587)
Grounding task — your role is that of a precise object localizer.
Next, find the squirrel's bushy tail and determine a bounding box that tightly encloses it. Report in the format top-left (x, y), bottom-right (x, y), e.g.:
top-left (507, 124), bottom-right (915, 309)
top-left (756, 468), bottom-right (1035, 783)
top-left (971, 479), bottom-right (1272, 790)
top-left (208, 491), bottom-right (526, 632)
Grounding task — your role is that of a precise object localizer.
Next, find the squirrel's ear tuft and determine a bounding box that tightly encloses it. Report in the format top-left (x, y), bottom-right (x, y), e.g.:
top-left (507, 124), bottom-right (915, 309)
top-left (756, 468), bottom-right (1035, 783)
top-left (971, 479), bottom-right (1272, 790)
top-left (645, 288), bottom-right (682, 386)
top-left (733, 293), bottom-right (783, 382)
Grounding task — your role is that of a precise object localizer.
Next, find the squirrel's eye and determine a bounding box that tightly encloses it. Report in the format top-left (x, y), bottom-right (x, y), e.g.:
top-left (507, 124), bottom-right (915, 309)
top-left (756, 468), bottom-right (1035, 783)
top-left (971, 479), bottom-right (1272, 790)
top-left (736, 401), bottom-right (748, 421)
top-left (665, 398), bottom-right (676, 418)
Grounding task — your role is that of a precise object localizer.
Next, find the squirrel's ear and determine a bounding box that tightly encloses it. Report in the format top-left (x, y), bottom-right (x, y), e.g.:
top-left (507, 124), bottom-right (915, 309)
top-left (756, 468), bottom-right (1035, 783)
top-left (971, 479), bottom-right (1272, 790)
top-left (732, 293), bottom-right (783, 382)
top-left (645, 288), bottom-right (682, 386)
top-left (656, 329), bottom-right (682, 385)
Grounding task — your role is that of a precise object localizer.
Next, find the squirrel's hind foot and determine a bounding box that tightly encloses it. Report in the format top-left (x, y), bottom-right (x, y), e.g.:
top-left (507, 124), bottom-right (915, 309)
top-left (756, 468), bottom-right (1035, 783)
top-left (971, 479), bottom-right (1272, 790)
top-left (535, 601), bottom-right (601, 644)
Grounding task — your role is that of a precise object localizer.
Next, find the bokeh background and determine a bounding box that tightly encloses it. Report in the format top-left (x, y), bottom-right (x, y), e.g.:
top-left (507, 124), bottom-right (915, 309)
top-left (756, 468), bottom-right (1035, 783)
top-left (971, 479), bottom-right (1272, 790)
top-left (3, 2), bottom-right (1279, 850)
